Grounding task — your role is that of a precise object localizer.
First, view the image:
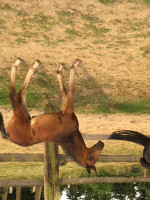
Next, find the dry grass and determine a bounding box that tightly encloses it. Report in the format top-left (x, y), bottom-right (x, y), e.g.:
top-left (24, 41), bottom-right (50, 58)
top-left (0, 0), bottom-right (150, 179)
top-left (0, 0), bottom-right (150, 100)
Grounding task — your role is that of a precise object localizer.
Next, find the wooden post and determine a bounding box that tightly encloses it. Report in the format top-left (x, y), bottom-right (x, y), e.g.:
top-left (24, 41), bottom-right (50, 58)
top-left (43, 103), bottom-right (59, 200)
top-left (2, 187), bottom-right (8, 200)
top-left (44, 142), bottom-right (59, 200)
top-left (35, 186), bottom-right (42, 200)
top-left (16, 186), bottom-right (21, 200)
top-left (2, 193), bottom-right (7, 200)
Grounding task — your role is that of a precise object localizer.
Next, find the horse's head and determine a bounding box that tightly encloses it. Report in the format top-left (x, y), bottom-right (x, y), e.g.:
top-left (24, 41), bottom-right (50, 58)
top-left (86, 140), bottom-right (104, 173)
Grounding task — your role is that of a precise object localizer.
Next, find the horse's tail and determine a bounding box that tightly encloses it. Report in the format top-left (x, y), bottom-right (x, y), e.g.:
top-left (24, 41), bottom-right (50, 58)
top-left (0, 112), bottom-right (9, 139)
top-left (109, 130), bottom-right (148, 146)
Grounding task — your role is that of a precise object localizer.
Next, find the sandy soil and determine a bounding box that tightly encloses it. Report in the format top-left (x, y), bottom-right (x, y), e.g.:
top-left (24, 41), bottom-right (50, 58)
top-left (0, 107), bottom-right (148, 154)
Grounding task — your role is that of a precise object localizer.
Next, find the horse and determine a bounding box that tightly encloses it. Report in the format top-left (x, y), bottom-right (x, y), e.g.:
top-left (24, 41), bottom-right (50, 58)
top-left (0, 58), bottom-right (104, 173)
top-left (109, 130), bottom-right (150, 169)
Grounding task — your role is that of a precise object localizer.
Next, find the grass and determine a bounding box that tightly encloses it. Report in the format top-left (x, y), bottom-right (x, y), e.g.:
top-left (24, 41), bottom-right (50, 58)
top-left (0, 4), bottom-right (12, 11)
top-left (0, 162), bottom-right (147, 180)
top-left (1, 64), bottom-right (150, 114)
top-left (94, 98), bottom-right (150, 114)
top-left (0, 67), bottom-right (60, 110)
top-left (143, 0), bottom-right (150, 5)
top-left (75, 86), bottom-right (150, 114)
top-left (58, 10), bottom-right (74, 24)
top-left (97, 0), bottom-right (117, 4)
top-left (66, 28), bottom-right (81, 39)
top-left (0, 0), bottom-right (150, 185)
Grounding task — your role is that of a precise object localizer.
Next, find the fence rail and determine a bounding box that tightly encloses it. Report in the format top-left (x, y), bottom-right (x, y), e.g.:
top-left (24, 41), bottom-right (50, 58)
top-left (0, 134), bottom-right (142, 200)
top-left (0, 153), bottom-right (141, 163)
top-left (1, 176), bottom-right (150, 188)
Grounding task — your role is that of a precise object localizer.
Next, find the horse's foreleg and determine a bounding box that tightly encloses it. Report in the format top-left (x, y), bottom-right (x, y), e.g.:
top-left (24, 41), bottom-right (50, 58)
top-left (64, 59), bottom-right (82, 114)
top-left (57, 63), bottom-right (68, 111)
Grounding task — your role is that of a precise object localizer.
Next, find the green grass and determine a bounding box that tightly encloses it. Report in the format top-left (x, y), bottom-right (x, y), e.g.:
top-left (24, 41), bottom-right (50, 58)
top-left (0, 90), bottom-right (10, 107)
top-left (0, 162), bottom-right (146, 180)
top-left (143, 0), bottom-right (150, 5)
top-left (58, 10), bottom-right (74, 24)
top-left (97, 0), bottom-right (150, 5)
top-left (77, 95), bottom-right (150, 114)
top-left (0, 4), bottom-right (12, 11)
top-left (97, 0), bottom-right (117, 5)
top-left (81, 14), bottom-right (100, 23)
top-left (0, 65), bottom-right (150, 114)
top-left (66, 29), bottom-right (81, 39)
top-left (1, 66), bottom-right (150, 114)
top-left (0, 68), bottom-right (60, 110)
top-left (84, 24), bottom-right (110, 36)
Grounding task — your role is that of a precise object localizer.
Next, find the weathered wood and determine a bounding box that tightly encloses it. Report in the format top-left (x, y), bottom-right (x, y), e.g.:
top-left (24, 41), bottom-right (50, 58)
top-left (82, 134), bottom-right (109, 140)
top-left (2, 187), bottom-right (8, 200)
top-left (0, 153), bottom-right (43, 162)
top-left (0, 180), bottom-right (43, 187)
top-left (0, 153), bottom-right (141, 163)
top-left (44, 142), bottom-right (59, 200)
top-left (16, 186), bottom-right (21, 200)
top-left (1, 176), bottom-right (150, 188)
top-left (99, 155), bottom-right (140, 162)
top-left (59, 177), bottom-right (150, 185)
top-left (2, 193), bottom-right (7, 200)
top-left (35, 186), bottom-right (42, 200)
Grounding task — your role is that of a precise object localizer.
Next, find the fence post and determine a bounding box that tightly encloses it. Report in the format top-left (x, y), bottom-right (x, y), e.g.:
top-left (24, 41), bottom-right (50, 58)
top-left (43, 103), bottom-right (59, 200)
top-left (2, 187), bottom-right (8, 200)
top-left (44, 142), bottom-right (59, 200)
top-left (35, 186), bottom-right (42, 200)
top-left (16, 186), bottom-right (21, 200)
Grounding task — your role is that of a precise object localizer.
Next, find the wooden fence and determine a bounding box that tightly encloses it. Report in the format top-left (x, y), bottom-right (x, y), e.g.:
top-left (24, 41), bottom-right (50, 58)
top-left (0, 134), bottom-right (146, 200)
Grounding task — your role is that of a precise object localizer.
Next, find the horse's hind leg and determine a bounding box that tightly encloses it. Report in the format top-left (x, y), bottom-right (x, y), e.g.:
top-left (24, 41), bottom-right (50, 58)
top-left (64, 59), bottom-right (82, 114)
top-left (18, 60), bottom-right (41, 120)
top-left (57, 63), bottom-right (68, 111)
top-left (9, 58), bottom-right (23, 112)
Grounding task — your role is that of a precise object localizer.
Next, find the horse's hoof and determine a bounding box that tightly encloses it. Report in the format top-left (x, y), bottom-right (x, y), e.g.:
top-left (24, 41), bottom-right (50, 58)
top-left (32, 60), bottom-right (42, 69)
top-left (14, 58), bottom-right (24, 66)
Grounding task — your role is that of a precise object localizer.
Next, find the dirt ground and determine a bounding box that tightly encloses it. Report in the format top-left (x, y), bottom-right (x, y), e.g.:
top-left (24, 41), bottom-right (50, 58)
top-left (0, 107), bottom-right (148, 154)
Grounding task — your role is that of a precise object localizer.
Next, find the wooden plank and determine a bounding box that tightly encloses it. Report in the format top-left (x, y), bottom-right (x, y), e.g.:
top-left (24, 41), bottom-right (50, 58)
top-left (1, 176), bottom-right (150, 187)
top-left (35, 186), bottom-right (42, 200)
top-left (0, 153), bottom-right (141, 163)
top-left (16, 186), bottom-right (21, 200)
top-left (59, 177), bottom-right (150, 185)
top-left (0, 180), bottom-right (43, 187)
top-left (0, 153), bottom-right (43, 162)
top-left (98, 155), bottom-right (140, 162)
top-left (82, 134), bottom-right (109, 140)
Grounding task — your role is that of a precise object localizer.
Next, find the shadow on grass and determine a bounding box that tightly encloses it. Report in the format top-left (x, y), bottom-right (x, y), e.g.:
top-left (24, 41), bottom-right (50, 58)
top-left (74, 64), bottom-right (150, 114)
top-left (1, 64), bottom-right (150, 114)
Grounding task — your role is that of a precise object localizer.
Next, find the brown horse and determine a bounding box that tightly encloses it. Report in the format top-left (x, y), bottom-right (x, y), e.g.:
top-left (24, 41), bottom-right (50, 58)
top-left (0, 58), bottom-right (104, 173)
top-left (109, 130), bottom-right (150, 169)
